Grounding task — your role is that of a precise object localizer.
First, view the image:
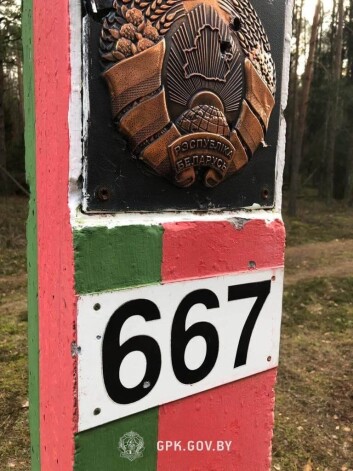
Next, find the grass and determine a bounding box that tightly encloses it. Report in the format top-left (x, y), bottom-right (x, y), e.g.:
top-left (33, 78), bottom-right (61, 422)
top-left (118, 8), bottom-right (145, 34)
top-left (0, 195), bottom-right (353, 470)
top-left (272, 277), bottom-right (353, 471)
top-left (283, 193), bottom-right (353, 247)
top-left (0, 197), bottom-right (27, 277)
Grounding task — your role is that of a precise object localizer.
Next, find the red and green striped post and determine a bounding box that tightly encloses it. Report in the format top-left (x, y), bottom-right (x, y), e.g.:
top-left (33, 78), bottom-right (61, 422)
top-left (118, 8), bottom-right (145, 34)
top-left (23, 0), bottom-right (292, 469)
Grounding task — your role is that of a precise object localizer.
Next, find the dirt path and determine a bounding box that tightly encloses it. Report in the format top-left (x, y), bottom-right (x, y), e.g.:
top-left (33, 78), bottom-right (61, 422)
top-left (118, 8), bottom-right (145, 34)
top-left (285, 239), bottom-right (353, 285)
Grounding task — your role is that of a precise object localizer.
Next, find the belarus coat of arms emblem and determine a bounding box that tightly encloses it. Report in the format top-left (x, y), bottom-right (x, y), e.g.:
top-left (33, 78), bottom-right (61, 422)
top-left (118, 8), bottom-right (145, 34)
top-left (97, 0), bottom-right (276, 189)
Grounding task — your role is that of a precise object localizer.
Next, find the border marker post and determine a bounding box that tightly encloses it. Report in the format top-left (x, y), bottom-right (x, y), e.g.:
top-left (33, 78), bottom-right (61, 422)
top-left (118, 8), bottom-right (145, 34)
top-left (24, 0), bottom-right (292, 469)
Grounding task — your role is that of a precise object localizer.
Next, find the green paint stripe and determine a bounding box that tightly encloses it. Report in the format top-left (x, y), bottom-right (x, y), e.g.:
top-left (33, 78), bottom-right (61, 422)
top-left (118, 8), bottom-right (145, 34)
top-left (74, 225), bottom-right (163, 294)
top-left (74, 224), bottom-right (162, 470)
top-left (22, 1), bottom-right (40, 470)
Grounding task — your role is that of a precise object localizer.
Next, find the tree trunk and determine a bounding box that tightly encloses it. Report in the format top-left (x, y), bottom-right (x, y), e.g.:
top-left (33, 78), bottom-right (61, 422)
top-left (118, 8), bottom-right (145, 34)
top-left (16, 49), bottom-right (24, 134)
top-left (349, 0), bottom-right (353, 79)
top-left (288, 0), bottom-right (321, 216)
top-left (344, 133), bottom-right (353, 205)
top-left (288, 0), bottom-right (304, 169)
top-left (0, 59), bottom-right (7, 194)
top-left (319, 0), bottom-right (338, 198)
top-left (325, 0), bottom-right (344, 203)
top-left (344, 1), bottom-right (353, 203)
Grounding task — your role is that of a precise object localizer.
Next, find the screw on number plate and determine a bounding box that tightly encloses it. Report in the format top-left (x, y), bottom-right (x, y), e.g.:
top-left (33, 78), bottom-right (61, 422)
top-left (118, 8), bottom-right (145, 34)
top-left (248, 261), bottom-right (256, 270)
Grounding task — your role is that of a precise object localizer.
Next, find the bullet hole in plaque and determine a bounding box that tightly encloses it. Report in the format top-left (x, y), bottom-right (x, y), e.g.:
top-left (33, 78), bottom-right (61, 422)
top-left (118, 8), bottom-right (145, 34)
top-left (93, 408), bottom-right (101, 415)
top-left (232, 17), bottom-right (242, 32)
top-left (220, 40), bottom-right (232, 55)
top-left (248, 261), bottom-right (256, 270)
top-left (93, 303), bottom-right (101, 311)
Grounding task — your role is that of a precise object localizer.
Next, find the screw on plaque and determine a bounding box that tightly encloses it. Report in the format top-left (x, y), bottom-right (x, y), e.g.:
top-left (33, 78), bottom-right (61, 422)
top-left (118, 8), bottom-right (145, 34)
top-left (261, 187), bottom-right (270, 200)
top-left (97, 186), bottom-right (111, 201)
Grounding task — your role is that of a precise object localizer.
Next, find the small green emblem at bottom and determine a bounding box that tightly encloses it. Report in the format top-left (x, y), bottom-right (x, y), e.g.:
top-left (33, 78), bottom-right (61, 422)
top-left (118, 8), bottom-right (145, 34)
top-left (119, 431), bottom-right (145, 462)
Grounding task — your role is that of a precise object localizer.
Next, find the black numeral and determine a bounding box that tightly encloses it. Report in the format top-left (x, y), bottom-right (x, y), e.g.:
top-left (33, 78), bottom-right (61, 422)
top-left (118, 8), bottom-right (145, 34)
top-left (102, 299), bottom-right (161, 404)
top-left (171, 289), bottom-right (219, 384)
top-left (102, 280), bottom-right (272, 404)
top-left (228, 280), bottom-right (271, 368)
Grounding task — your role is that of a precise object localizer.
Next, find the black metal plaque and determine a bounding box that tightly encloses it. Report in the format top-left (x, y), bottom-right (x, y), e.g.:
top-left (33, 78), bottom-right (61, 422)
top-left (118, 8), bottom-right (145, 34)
top-left (83, 0), bottom-right (286, 212)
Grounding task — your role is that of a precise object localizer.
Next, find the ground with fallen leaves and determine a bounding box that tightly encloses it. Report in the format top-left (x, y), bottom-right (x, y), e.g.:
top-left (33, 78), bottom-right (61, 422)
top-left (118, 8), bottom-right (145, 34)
top-left (272, 199), bottom-right (353, 471)
top-left (0, 196), bottom-right (352, 470)
top-left (0, 197), bottom-right (29, 470)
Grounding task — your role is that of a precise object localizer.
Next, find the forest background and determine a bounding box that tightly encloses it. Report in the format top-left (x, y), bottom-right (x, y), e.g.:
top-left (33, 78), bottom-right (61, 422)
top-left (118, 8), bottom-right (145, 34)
top-left (1, 0), bottom-right (353, 207)
top-left (1, 1), bottom-right (353, 470)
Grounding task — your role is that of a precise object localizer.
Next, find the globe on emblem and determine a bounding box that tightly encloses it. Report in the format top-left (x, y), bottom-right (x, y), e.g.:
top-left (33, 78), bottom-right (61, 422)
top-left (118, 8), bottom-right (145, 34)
top-left (176, 105), bottom-right (231, 138)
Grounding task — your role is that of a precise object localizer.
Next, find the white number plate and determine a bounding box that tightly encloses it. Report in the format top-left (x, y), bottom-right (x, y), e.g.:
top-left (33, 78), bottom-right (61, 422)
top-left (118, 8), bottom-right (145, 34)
top-left (77, 269), bottom-right (284, 431)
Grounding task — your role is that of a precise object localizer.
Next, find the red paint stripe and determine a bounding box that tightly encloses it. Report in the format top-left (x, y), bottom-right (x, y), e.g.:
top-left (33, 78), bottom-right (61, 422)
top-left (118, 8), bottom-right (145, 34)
top-left (158, 220), bottom-right (285, 470)
top-left (157, 370), bottom-right (277, 471)
top-left (162, 219), bottom-right (285, 282)
top-left (33, 1), bottom-right (76, 469)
